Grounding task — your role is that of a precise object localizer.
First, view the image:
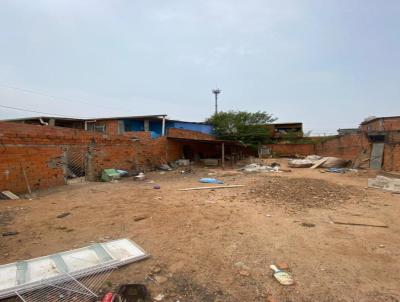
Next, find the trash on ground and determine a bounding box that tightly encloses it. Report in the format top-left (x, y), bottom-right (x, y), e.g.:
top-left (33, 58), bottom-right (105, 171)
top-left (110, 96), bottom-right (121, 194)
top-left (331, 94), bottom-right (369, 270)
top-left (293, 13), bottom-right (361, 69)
top-left (57, 212), bottom-right (71, 218)
top-left (2, 231), bottom-right (19, 237)
top-left (0, 191), bottom-right (19, 200)
top-left (301, 222), bottom-right (316, 227)
top-left (101, 169), bottom-right (121, 182)
top-left (240, 163), bottom-right (281, 173)
top-left (276, 261), bottom-right (290, 270)
top-left (176, 159), bottom-right (190, 166)
top-left (310, 157), bottom-right (328, 169)
top-left (321, 157), bottom-right (351, 168)
top-left (368, 176), bottom-right (400, 193)
top-left (306, 155), bottom-right (322, 161)
top-left (118, 284), bottom-right (149, 301)
top-left (134, 172), bottom-right (146, 181)
top-left (290, 156), bottom-right (350, 168)
top-left (101, 292), bottom-right (116, 302)
top-left (117, 169), bottom-right (129, 177)
top-left (270, 264), bottom-right (294, 285)
top-left (179, 185), bottom-right (244, 191)
top-left (153, 184), bottom-right (161, 189)
top-left (159, 164), bottom-right (172, 171)
top-left (199, 178), bottom-right (224, 184)
top-left (134, 215), bottom-right (149, 221)
top-left (153, 293), bottom-right (165, 301)
top-left (325, 168), bottom-right (348, 173)
top-left (0, 238), bottom-right (149, 300)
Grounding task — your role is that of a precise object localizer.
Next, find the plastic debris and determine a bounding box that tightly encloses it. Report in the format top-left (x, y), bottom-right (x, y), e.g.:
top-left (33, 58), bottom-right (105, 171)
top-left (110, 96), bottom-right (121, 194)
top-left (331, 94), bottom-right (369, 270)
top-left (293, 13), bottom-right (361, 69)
top-left (134, 172), bottom-right (146, 181)
top-left (270, 265), bottom-right (294, 285)
top-left (199, 178), bottom-right (224, 184)
top-left (116, 169), bottom-right (129, 176)
top-left (101, 169), bottom-right (121, 182)
top-left (241, 163), bottom-right (281, 173)
top-left (153, 184), bottom-right (161, 189)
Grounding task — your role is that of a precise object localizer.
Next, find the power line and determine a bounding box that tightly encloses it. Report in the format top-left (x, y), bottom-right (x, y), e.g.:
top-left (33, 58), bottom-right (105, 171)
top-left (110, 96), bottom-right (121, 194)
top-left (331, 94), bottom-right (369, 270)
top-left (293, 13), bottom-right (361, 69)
top-left (0, 84), bottom-right (126, 112)
top-left (0, 104), bottom-right (87, 119)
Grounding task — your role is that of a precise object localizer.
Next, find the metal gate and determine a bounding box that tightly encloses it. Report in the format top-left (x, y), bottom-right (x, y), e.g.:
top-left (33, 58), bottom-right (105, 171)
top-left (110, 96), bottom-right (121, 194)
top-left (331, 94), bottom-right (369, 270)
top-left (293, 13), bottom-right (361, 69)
top-left (370, 143), bottom-right (384, 170)
top-left (63, 146), bottom-right (88, 183)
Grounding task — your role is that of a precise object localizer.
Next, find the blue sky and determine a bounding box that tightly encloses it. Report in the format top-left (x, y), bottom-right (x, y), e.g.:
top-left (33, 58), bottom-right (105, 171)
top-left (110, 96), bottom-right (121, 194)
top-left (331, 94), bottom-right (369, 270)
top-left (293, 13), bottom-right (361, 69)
top-left (0, 0), bottom-right (399, 134)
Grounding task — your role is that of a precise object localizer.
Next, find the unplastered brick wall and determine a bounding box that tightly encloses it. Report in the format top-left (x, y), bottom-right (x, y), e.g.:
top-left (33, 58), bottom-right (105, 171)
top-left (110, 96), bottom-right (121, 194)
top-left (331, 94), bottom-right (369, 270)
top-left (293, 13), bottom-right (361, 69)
top-left (314, 132), bottom-right (370, 162)
top-left (383, 132), bottom-right (400, 171)
top-left (0, 122), bottom-right (176, 193)
top-left (264, 144), bottom-right (316, 156)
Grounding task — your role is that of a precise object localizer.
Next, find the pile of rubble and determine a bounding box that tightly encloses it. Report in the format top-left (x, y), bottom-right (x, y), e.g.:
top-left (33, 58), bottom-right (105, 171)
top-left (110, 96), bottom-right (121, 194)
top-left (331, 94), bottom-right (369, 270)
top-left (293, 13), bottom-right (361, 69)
top-left (288, 155), bottom-right (351, 169)
top-left (240, 162), bottom-right (282, 173)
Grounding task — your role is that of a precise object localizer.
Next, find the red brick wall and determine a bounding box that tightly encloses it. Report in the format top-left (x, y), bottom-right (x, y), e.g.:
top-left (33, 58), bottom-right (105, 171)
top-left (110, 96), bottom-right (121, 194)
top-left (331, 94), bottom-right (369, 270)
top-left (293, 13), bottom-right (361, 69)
top-left (361, 117), bottom-right (400, 132)
top-left (315, 132), bottom-right (369, 162)
top-left (167, 128), bottom-right (216, 140)
top-left (265, 144), bottom-right (315, 156)
top-left (383, 132), bottom-right (400, 171)
top-left (0, 122), bottom-right (181, 193)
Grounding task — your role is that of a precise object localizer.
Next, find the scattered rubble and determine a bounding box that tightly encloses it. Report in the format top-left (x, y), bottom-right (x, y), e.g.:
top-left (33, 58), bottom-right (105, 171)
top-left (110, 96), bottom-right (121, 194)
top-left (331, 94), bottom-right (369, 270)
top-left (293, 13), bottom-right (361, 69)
top-left (289, 155), bottom-right (351, 169)
top-left (240, 163), bottom-right (281, 173)
top-left (368, 176), bottom-right (400, 193)
top-left (249, 177), bottom-right (366, 211)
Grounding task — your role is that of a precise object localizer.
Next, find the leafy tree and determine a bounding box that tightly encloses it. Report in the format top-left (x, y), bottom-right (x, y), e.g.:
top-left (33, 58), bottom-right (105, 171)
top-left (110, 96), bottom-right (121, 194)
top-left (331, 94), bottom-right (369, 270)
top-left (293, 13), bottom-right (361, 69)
top-left (206, 110), bottom-right (277, 148)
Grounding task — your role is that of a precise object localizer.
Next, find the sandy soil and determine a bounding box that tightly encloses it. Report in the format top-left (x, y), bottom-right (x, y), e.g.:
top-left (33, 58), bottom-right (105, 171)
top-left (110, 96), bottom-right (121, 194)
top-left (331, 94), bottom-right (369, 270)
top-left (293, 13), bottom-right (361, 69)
top-left (1, 159), bottom-right (400, 302)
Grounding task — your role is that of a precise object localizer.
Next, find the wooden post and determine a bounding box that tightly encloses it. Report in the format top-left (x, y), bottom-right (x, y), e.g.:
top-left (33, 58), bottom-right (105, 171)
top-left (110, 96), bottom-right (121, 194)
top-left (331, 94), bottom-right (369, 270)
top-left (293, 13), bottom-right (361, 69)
top-left (221, 143), bottom-right (225, 168)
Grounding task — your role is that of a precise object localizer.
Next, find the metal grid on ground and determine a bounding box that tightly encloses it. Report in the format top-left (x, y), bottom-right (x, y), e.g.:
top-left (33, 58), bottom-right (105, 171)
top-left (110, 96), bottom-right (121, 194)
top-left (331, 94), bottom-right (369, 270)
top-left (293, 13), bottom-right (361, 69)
top-left (15, 265), bottom-right (115, 302)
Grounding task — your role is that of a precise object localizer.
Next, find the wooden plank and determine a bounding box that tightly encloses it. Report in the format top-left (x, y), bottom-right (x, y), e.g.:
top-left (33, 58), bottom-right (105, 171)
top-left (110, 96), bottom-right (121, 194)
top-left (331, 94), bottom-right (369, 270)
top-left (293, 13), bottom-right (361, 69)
top-left (310, 157), bottom-right (328, 169)
top-left (221, 143), bottom-right (225, 168)
top-left (179, 185), bottom-right (244, 191)
top-left (330, 216), bottom-right (388, 228)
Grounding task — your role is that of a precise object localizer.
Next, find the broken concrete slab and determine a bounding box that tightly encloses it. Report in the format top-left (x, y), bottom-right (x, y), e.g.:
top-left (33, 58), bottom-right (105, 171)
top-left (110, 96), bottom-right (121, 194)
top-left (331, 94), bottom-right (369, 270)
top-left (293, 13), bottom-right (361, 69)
top-left (368, 176), bottom-right (400, 193)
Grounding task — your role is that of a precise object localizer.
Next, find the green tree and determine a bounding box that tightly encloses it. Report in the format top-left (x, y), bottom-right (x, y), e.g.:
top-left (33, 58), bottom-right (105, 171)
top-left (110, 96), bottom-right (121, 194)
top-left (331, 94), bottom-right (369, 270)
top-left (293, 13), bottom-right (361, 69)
top-left (206, 110), bottom-right (277, 148)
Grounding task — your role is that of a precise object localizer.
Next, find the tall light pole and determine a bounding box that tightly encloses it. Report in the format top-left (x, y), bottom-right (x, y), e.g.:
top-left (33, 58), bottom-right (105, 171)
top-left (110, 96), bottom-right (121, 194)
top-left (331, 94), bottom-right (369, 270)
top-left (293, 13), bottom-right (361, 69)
top-left (212, 88), bottom-right (221, 115)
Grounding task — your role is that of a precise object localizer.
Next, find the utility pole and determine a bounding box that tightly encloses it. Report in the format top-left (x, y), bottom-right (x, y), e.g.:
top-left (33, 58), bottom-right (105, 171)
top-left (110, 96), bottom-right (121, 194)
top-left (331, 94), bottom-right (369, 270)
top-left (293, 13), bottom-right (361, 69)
top-left (212, 88), bottom-right (221, 115)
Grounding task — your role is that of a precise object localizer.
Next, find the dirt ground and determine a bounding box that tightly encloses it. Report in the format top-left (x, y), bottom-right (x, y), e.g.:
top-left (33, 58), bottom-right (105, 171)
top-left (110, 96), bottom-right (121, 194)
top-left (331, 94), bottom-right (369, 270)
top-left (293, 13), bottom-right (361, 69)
top-left (1, 158), bottom-right (400, 302)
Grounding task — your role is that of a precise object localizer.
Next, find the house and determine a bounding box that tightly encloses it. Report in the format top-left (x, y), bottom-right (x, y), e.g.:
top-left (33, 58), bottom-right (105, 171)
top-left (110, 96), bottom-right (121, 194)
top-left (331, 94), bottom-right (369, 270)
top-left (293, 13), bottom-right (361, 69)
top-left (3, 115), bottom-right (214, 138)
top-left (360, 116), bottom-right (400, 132)
top-left (266, 122), bottom-right (303, 139)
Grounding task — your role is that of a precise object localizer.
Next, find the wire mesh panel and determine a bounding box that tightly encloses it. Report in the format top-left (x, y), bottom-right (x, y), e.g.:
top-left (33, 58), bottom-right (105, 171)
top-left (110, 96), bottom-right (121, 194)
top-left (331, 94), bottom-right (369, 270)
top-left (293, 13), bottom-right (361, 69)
top-left (64, 146), bottom-right (88, 182)
top-left (15, 266), bottom-right (115, 302)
